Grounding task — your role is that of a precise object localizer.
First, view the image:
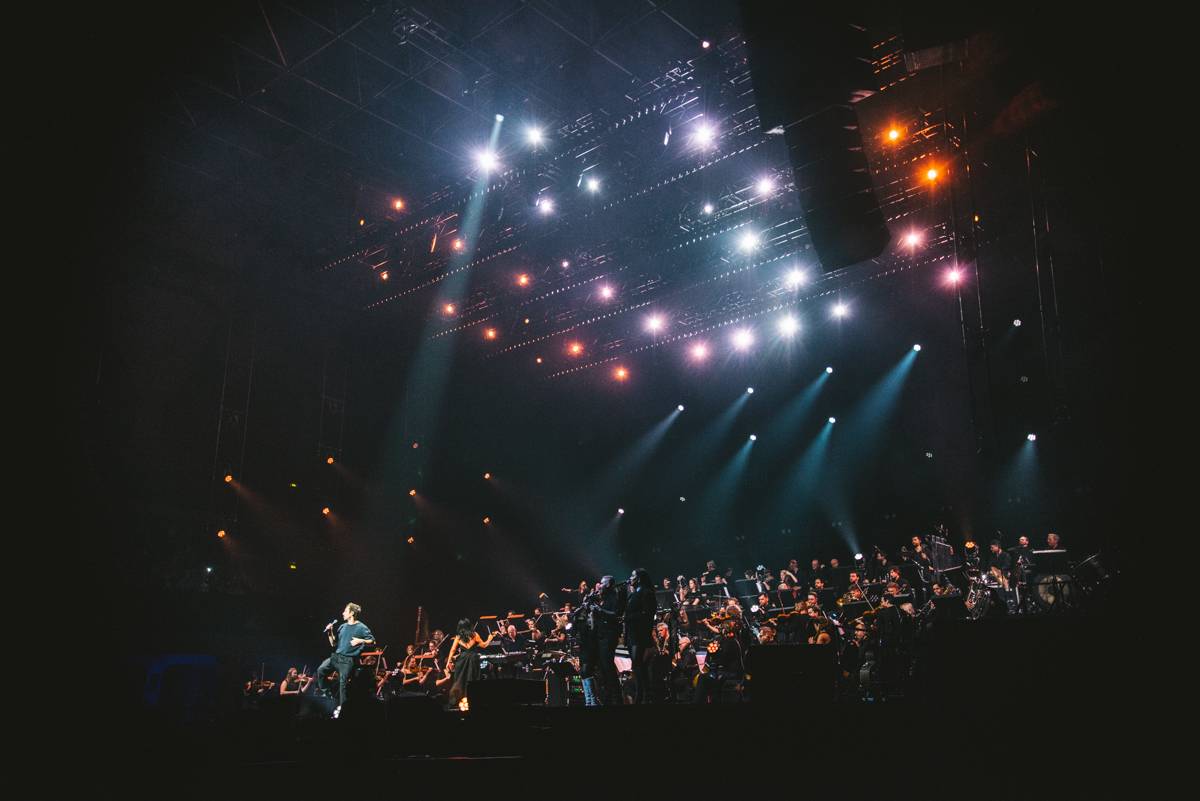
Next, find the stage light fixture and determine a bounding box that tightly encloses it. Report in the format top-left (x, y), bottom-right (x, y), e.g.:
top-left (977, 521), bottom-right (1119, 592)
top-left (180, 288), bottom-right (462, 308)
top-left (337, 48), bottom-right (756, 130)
top-left (738, 231), bottom-right (759, 252)
top-left (690, 342), bottom-right (709, 361)
top-left (756, 177), bottom-right (775, 195)
top-left (732, 329), bottom-right (754, 350)
top-left (380, 271), bottom-right (389, 281)
top-left (392, 198), bottom-right (405, 211)
top-left (599, 285), bottom-right (614, 300)
top-left (483, 516), bottom-right (491, 524)
top-left (645, 314), bottom-right (664, 333)
top-left (1027, 433), bottom-right (1037, 442)
top-left (826, 366), bottom-right (834, 374)
top-left (947, 268), bottom-right (963, 284)
top-left (408, 489), bottom-right (417, 497)
top-left (701, 40), bottom-right (711, 49)
top-left (452, 238), bottom-right (464, 251)
top-left (926, 167), bottom-right (940, 181)
top-left (617, 508), bottom-right (625, 515)
top-left (536, 356), bottom-right (543, 364)
top-left (677, 404), bottom-right (685, 412)
top-left (1013, 319), bottom-right (1022, 327)
top-left (679, 496), bottom-right (687, 502)
top-left (358, 218), bottom-right (365, 226)
top-left (568, 341), bottom-right (583, 356)
top-left (495, 113), bottom-right (505, 122)
top-left (224, 474), bottom-right (233, 483)
top-left (206, 566), bottom-right (213, 573)
top-left (746, 386), bottom-right (755, 395)
top-left (216, 530), bottom-right (226, 539)
top-left (406, 537), bottom-right (415, 545)
top-left (289, 562), bottom-right (297, 570)
top-left (828, 417), bottom-right (836, 424)
top-left (703, 202), bottom-right (714, 215)
top-left (517, 273), bottom-right (531, 287)
top-left (614, 366), bottom-right (629, 381)
top-left (322, 507), bottom-right (331, 515)
top-left (778, 316), bottom-right (799, 337)
top-left (695, 123), bottom-right (716, 147)
top-left (326, 456), bottom-right (335, 465)
top-left (537, 197), bottom-right (555, 214)
top-left (484, 328), bottom-right (498, 340)
top-left (524, 318), bottom-right (530, 324)
top-left (443, 303), bottom-right (456, 315)
top-left (475, 150), bottom-right (499, 173)
top-left (483, 472), bottom-right (491, 480)
top-left (526, 126), bottom-right (544, 145)
top-left (561, 260), bottom-right (570, 268)
top-left (832, 303), bottom-right (849, 319)
top-left (888, 128), bottom-right (900, 141)
top-left (586, 177), bottom-right (600, 193)
top-left (785, 269), bottom-right (806, 288)
top-left (913, 344), bottom-right (922, 352)
top-left (749, 434), bottom-right (757, 441)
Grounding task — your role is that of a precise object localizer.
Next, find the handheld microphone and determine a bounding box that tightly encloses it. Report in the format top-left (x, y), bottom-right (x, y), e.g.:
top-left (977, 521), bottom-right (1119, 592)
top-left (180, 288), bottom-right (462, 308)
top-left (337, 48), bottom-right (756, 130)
top-left (324, 619), bottom-right (339, 633)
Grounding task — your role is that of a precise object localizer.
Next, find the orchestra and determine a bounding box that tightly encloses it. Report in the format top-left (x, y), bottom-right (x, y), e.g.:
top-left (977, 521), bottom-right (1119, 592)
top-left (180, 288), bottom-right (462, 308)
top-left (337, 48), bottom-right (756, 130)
top-left (248, 530), bottom-right (1096, 712)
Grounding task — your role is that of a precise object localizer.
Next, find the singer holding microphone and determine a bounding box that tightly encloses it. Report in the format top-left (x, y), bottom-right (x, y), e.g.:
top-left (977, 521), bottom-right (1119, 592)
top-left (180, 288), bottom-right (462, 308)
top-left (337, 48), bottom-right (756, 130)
top-left (316, 602), bottom-right (375, 718)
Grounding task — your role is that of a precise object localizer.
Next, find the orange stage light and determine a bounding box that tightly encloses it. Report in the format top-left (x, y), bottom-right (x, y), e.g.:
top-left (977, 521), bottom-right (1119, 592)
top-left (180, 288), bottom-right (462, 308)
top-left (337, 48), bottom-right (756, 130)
top-left (326, 456), bottom-right (334, 465)
top-left (224, 474), bottom-right (233, 483)
top-left (484, 328), bottom-right (498, 340)
top-left (614, 366), bottom-right (629, 381)
top-left (393, 199), bottom-right (405, 211)
top-left (216, 530), bottom-right (226, 539)
top-left (322, 507), bottom-right (331, 516)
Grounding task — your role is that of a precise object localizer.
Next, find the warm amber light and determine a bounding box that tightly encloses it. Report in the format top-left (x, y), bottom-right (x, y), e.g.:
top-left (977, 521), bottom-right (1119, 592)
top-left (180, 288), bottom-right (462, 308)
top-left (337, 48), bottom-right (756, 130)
top-left (535, 357), bottom-right (543, 364)
top-left (452, 238), bottom-right (464, 250)
top-left (614, 366), bottom-right (629, 381)
top-left (216, 530), bottom-right (226, 539)
top-left (359, 218), bottom-right (365, 226)
top-left (483, 516), bottom-right (491, 524)
top-left (888, 128), bottom-right (900, 141)
top-left (393, 198), bottom-right (404, 211)
top-left (289, 563), bottom-right (297, 570)
top-left (926, 167), bottom-right (940, 181)
top-left (409, 489), bottom-right (417, 497)
top-left (322, 507), bottom-right (331, 516)
top-left (380, 271), bottom-right (389, 281)
top-left (406, 536), bottom-right (415, 545)
top-left (517, 274), bottom-right (530, 287)
top-left (483, 472), bottom-right (491, 480)
top-left (412, 441), bottom-right (419, 449)
top-left (224, 474), bottom-right (233, 483)
top-left (326, 456), bottom-right (334, 465)
top-left (568, 342), bottom-right (583, 356)
top-left (484, 328), bottom-right (498, 340)
top-left (444, 303), bottom-right (456, 315)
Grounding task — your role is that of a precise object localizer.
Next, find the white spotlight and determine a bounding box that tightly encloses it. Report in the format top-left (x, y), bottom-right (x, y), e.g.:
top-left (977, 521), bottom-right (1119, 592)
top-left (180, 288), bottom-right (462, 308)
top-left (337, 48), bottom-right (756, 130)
top-left (785, 269), bottom-right (806, 288)
top-left (1013, 319), bottom-right (1022, 327)
top-left (526, 126), bottom-right (544, 145)
top-left (206, 566), bottom-right (213, 573)
top-left (749, 434), bottom-right (757, 442)
top-left (905, 231), bottom-right (923, 247)
top-left (475, 150), bottom-right (499, 174)
top-left (618, 507), bottom-right (625, 515)
top-left (695, 123), bottom-right (716, 147)
top-left (537, 197), bottom-right (555, 214)
top-left (828, 417), bottom-right (837, 425)
top-left (561, 260), bottom-right (570, 268)
top-left (913, 344), bottom-right (922, 352)
top-left (778, 316), bottom-right (799, 337)
top-left (1027, 433), bottom-right (1037, 442)
top-left (586, 177), bottom-right (600, 193)
top-left (738, 231), bottom-right (759, 252)
top-left (703, 203), bottom-right (715, 215)
top-left (599, 285), bottom-right (614, 300)
top-left (495, 113), bottom-right (505, 122)
top-left (756, 176), bottom-right (775, 195)
top-left (645, 314), bottom-right (665, 333)
top-left (677, 404), bottom-right (685, 412)
top-left (746, 386), bottom-right (755, 395)
top-left (832, 303), bottom-right (849, 319)
top-left (732, 329), bottom-right (754, 350)
top-left (690, 342), bottom-right (709, 361)
top-left (701, 40), bottom-right (711, 49)
top-left (825, 366), bottom-right (834, 374)
top-left (679, 496), bottom-right (687, 502)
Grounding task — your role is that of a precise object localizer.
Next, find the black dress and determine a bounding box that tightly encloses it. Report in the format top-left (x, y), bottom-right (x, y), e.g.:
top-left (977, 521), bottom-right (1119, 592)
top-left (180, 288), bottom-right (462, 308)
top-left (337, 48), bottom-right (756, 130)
top-left (448, 637), bottom-right (483, 707)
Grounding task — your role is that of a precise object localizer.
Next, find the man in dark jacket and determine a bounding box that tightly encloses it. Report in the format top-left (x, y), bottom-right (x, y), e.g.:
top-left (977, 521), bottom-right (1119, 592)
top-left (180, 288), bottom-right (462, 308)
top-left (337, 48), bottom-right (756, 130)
top-left (624, 568), bottom-right (657, 703)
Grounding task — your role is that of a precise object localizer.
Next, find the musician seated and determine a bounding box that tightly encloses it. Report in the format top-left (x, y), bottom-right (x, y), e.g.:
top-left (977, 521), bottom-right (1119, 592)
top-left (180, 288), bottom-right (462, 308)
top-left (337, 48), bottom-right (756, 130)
top-left (1046, 531), bottom-right (1063, 550)
top-left (279, 667), bottom-right (311, 696)
top-left (886, 567), bottom-right (910, 594)
top-left (757, 624), bottom-right (777, 645)
top-left (499, 623), bottom-right (524, 653)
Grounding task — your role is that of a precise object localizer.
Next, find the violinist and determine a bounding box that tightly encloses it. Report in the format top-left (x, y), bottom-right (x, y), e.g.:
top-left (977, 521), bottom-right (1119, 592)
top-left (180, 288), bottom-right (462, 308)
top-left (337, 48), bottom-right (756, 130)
top-left (279, 667), bottom-right (310, 695)
top-left (694, 621), bottom-right (743, 704)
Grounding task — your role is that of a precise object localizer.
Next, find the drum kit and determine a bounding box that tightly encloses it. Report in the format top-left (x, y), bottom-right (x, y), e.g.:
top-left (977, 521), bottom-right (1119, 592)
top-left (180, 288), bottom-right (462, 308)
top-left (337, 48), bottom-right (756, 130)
top-left (962, 550), bottom-right (1110, 618)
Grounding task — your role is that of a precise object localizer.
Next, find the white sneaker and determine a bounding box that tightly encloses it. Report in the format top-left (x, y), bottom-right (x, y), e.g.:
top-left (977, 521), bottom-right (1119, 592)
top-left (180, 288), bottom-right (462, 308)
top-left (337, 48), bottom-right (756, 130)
top-left (332, 705), bottom-right (341, 719)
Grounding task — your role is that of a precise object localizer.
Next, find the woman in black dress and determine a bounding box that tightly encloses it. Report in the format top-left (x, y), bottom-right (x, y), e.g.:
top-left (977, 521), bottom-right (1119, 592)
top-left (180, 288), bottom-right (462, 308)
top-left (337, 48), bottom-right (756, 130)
top-left (445, 618), bottom-right (497, 708)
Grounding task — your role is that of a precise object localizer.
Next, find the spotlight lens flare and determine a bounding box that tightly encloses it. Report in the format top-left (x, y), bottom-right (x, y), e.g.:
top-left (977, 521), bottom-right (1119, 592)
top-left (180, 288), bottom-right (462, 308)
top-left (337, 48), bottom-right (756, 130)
top-left (526, 126), bottom-right (544, 145)
top-left (677, 404), bottom-right (685, 412)
top-left (537, 197), bottom-right (555, 214)
top-left (749, 434), bottom-right (757, 441)
top-left (825, 366), bottom-right (834, 374)
top-left (913, 344), bottom-right (922, 352)
top-left (1027, 433), bottom-right (1037, 442)
top-left (645, 314), bottom-right (664, 333)
top-left (475, 150), bottom-right (499, 173)
top-left (746, 386), bottom-right (755, 395)
top-left (599, 285), bottom-right (614, 300)
top-left (832, 303), bottom-right (849, 318)
top-left (732, 329), bottom-right (754, 350)
top-left (695, 123), bottom-right (716, 147)
top-left (778, 315), bottom-right (800, 337)
top-left (756, 177), bottom-right (775, 195)
top-left (703, 203), bottom-right (714, 215)
top-left (785, 269), bottom-right (806, 288)
top-left (828, 417), bottom-right (836, 425)
top-left (905, 231), bottom-right (923, 247)
top-left (1013, 318), bottom-right (1023, 327)
top-left (738, 231), bottom-right (759, 252)
top-left (689, 342), bottom-right (709, 361)
top-left (586, 177), bottom-right (600, 192)
top-left (614, 366), bottom-right (629, 381)
top-left (888, 128), bottom-right (900, 141)
top-left (947, 268), bottom-right (963, 284)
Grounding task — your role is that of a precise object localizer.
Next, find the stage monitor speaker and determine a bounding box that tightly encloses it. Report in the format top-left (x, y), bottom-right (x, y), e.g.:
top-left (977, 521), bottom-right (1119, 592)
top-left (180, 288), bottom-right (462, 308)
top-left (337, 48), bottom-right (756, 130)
top-left (739, 3), bottom-right (891, 272)
top-left (466, 678), bottom-right (544, 710)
